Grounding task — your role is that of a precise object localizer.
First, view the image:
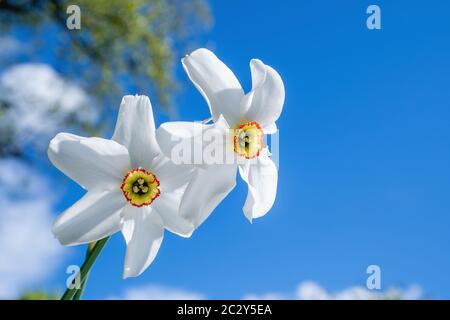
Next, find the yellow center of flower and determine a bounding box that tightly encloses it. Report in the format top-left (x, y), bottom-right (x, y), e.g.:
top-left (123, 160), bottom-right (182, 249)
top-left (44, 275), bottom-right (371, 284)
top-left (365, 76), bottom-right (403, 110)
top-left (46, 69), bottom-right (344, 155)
top-left (121, 168), bottom-right (160, 207)
top-left (233, 121), bottom-right (264, 159)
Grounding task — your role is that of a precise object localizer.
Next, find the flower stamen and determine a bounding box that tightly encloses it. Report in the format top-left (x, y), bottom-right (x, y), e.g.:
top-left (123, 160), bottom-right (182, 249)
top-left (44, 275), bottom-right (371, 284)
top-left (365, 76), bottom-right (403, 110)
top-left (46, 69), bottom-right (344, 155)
top-left (233, 121), bottom-right (264, 159)
top-left (121, 168), bottom-right (160, 207)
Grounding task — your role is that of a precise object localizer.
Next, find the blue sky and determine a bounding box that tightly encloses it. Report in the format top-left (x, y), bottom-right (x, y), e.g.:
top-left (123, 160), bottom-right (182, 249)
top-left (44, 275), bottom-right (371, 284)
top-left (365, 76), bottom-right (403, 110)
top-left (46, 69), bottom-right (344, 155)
top-left (4, 0), bottom-right (450, 299)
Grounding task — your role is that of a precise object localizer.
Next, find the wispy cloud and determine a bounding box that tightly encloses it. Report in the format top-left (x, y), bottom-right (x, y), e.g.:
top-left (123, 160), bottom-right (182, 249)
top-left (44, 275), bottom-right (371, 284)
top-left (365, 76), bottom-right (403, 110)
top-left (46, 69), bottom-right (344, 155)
top-left (0, 159), bottom-right (64, 298)
top-left (0, 36), bottom-right (25, 58)
top-left (112, 281), bottom-right (423, 300)
top-left (0, 63), bottom-right (97, 152)
top-left (111, 284), bottom-right (206, 300)
top-left (243, 281), bottom-right (423, 300)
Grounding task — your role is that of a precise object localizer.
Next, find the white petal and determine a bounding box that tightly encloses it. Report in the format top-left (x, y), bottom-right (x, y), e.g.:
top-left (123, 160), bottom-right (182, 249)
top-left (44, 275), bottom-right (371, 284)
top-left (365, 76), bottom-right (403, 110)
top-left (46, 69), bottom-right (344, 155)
top-left (121, 206), bottom-right (164, 278)
top-left (48, 133), bottom-right (131, 191)
top-left (263, 123), bottom-right (278, 134)
top-left (180, 164), bottom-right (237, 228)
top-left (156, 116), bottom-right (231, 168)
top-left (182, 48), bottom-right (244, 125)
top-left (238, 153), bottom-right (278, 221)
top-left (241, 59), bottom-right (285, 127)
top-left (152, 190), bottom-right (195, 237)
top-left (52, 189), bottom-right (126, 246)
top-left (151, 154), bottom-right (193, 192)
top-left (112, 95), bottom-right (161, 168)
top-left (156, 121), bottom-right (206, 164)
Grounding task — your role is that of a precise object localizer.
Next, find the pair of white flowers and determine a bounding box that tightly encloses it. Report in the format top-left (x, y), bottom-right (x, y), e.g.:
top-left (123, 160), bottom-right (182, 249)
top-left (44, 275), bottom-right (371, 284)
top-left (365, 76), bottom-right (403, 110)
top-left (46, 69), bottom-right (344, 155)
top-left (49, 48), bottom-right (285, 278)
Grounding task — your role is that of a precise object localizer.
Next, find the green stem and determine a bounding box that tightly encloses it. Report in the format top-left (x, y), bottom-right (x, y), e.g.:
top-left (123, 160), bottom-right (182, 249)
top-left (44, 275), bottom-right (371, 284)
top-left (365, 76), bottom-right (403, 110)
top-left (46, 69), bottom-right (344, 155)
top-left (72, 243), bottom-right (94, 300)
top-left (61, 237), bottom-right (110, 300)
top-left (72, 277), bottom-right (87, 300)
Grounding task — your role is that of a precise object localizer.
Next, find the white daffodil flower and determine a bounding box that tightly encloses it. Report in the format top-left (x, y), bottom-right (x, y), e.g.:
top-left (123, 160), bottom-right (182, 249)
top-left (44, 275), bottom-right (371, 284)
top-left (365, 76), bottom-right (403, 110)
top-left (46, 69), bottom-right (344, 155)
top-left (48, 95), bottom-right (194, 278)
top-left (157, 48), bottom-right (285, 226)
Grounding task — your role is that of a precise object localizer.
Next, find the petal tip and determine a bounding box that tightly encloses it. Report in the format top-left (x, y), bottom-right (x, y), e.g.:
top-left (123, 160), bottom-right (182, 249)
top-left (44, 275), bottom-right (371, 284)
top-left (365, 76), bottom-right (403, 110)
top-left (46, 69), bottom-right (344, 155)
top-left (250, 58), bottom-right (264, 67)
top-left (243, 209), bottom-right (254, 224)
top-left (182, 224), bottom-right (196, 238)
top-left (122, 267), bottom-right (139, 279)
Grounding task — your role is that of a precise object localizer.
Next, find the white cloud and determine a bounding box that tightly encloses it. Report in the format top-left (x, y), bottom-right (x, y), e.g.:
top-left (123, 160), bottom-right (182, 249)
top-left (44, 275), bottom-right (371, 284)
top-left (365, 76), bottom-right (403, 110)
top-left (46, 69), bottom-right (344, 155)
top-left (295, 281), bottom-right (329, 300)
top-left (242, 293), bottom-right (288, 300)
top-left (114, 281), bottom-right (422, 300)
top-left (244, 281), bottom-right (423, 300)
top-left (0, 159), bottom-right (64, 298)
top-left (0, 63), bottom-right (97, 151)
top-left (0, 36), bottom-right (24, 58)
top-left (0, 158), bottom-right (49, 195)
top-left (113, 284), bottom-right (206, 300)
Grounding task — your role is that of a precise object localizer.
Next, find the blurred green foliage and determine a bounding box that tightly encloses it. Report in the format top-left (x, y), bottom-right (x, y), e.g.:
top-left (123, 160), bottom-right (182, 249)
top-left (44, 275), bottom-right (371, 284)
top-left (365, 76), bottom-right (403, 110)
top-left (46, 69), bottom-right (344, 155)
top-left (0, 0), bottom-right (211, 156)
top-left (19, 290), bottom-right (59, 300)
top-left (0, 0), bottom-right (211, 109)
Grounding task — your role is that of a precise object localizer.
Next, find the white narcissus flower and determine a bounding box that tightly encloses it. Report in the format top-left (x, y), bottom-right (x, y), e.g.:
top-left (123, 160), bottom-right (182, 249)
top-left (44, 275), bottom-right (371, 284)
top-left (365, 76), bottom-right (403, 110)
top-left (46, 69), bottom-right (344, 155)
top-left (157, 48), bottom-right (285, 226)
top-left (48, 95), bottom-right (194, 278)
